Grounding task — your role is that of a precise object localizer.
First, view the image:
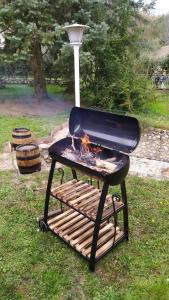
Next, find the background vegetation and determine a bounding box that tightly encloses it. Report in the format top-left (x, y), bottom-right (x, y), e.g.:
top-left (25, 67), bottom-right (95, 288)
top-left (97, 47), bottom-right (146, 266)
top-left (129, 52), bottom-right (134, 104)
top-left (0, 0), bottom-right (156, 112)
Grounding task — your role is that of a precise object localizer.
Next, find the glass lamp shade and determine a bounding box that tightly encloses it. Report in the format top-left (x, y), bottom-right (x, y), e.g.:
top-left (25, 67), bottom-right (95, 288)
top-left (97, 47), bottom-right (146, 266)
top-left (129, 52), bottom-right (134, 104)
top-left (63, 23), bottom-right (89, 45)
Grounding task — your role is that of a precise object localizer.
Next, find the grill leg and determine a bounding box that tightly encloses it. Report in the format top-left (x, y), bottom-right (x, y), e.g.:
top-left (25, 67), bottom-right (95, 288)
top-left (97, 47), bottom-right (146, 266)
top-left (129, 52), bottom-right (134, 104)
top-left (44, 159), bottom-right (56, 223)
top-left (121, 180), bottom-right (128, 240)
top-left (89, 182), bottom-right (109, 272)
top-left (71, 169), bottom-right (77, 180)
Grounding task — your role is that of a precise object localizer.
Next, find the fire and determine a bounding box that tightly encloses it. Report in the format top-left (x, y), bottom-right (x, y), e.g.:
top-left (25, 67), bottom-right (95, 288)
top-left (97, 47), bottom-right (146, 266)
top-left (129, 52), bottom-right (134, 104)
top-left (81, 134), bottom-right (91, 152)
top-left (92, 146), bottom-right (102, 154)
top-left (81, 134), bottom-right (102, 154)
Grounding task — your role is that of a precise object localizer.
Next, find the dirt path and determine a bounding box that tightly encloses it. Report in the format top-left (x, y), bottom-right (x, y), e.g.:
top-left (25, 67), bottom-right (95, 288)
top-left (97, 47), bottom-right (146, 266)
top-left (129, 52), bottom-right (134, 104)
top-left (0, 94), bottom-right (73, 117)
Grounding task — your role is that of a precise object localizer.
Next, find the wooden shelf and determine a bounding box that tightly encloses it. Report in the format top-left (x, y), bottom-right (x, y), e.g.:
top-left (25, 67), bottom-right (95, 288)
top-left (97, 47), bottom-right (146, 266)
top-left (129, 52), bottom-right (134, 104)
top-left (47, 209), bottom-right (124, 260)
top-left (51, 180), bottom-right (124, 222)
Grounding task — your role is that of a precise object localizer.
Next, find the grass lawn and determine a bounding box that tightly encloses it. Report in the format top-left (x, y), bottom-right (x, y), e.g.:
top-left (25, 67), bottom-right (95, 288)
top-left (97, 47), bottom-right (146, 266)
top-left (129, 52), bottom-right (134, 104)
top-left (133, 90), bottom-right (169, 130)
top-left (0, 170), bottom-right (169, 300)
top-left (0, 114), bottom-right (68, 151)
top-left (0, 84), bottom-right (169, 132)
top-left (0, 84), bottom-right (65, 102)
top-left (0, 84), bottom-right (69, 151)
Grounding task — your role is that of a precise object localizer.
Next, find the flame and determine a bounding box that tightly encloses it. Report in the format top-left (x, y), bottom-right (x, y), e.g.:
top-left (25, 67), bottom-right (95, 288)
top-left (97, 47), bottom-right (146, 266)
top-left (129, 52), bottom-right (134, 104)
top-left (81, 134), bottom-right (102, 154)
top-left (81, 134), bottom-right (91, 152)
top-left (92, 146), bottom-right (102, 154)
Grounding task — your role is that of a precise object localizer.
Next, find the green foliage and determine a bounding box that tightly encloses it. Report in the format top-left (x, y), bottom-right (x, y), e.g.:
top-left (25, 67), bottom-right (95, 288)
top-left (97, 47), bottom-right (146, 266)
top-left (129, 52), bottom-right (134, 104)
top-left (0, 0), bottom-right (154, 108)
top-left (56, 0), bottom-right (153, 111)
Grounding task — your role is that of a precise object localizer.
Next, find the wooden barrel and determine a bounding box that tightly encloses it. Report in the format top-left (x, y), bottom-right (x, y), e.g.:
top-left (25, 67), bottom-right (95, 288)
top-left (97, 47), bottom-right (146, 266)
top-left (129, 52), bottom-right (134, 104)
top-left (16, 143), bottom-right (41, 174)
top-left (12, 128), bottom-right (33, 149)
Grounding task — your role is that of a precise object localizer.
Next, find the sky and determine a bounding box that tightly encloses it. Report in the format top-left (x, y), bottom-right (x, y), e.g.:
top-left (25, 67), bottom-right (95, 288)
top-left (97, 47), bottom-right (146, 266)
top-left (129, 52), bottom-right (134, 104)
top-left (145, 0), bottom-right (169, 15)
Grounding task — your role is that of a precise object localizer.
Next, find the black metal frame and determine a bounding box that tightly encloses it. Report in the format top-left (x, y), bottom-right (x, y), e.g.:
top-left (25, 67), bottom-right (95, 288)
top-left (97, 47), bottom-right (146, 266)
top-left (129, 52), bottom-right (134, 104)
top-left (41, 158), bottom-right (129, 272)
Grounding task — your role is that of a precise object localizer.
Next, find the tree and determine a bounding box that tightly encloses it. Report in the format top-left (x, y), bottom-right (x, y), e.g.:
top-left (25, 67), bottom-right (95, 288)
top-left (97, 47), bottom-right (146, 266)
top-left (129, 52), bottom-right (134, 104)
top-left (0, 0), bottom-right (60, 100)
top-left (56, 0), bottom-right (153, 111)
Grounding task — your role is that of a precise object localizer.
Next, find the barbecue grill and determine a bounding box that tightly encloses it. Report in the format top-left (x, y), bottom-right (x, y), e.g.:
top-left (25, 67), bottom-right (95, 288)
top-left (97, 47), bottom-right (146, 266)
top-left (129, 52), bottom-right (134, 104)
top-left (39, 107), bottom-right (141, 271)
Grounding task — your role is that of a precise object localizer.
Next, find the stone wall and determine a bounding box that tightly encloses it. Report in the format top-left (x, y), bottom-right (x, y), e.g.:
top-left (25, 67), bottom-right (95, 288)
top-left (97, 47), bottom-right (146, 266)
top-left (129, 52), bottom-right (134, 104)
top-left (131, 127), bottom-right (169, 162)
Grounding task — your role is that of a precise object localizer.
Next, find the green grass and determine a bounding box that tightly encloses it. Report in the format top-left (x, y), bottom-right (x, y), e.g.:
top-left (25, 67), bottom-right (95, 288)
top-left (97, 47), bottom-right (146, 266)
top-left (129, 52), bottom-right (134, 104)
top-left (0, 114), bottom-right (68, 151)
top-left (132, 90), bottom-right (169, 130)
top-left (0, 85), bottom-right (34, 101)
top-left (0, 84), bottom-right (66, 102)
top-left (0, 171), bottom-right (169, 300)
top-left (1, 84), bottom-right (169, 129)
top-left (0, 84), bottom-right (70, 150)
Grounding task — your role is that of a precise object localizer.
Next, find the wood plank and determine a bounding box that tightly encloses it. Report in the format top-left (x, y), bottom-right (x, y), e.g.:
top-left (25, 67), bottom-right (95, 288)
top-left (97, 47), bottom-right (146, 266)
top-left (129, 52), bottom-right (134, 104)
top-left (61, 218), bottom-right (90, 237)
top-left (49, 211), bottom-right (79, 229)
top-left (61, 182), bottom-right (89, 197)
top-left (65, 221), bottom-right (94, 241)
top-left (56, 214), bottom-right (84, 232)
top-left (63, 185), bottom-right (94, 202)
top-left (47, 209), bottom-right (73, 225)
top-left (70, 222), bottom-right (107, 247)
top-left (84, 199), bottom-right (100, 215)
top-left (94, 231), bottom-right (124, 259)
top-left (51, 180), bottom-right (77, 194)
top-left (69, 189), bottom-right (97, 205)
top-left (77, 193), bottom-right (101, 209)
top-left (76, 223), bottom-right (113, 251)
top-left (71, 226), bottom-right (95, 247)
top-left (56, 181), bottom-right (83, 196)
top-left (83, 226), bottom-right (117, 256)
top-left (57, 180), bottom-right (85, 196)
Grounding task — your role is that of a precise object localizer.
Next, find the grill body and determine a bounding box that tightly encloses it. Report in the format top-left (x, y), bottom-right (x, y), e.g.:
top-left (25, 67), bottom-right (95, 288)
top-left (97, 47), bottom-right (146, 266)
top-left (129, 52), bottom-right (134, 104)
top-left (49, 137), bottom-right (130, 186)
top-left (40, 107), bottom-right (141, 271)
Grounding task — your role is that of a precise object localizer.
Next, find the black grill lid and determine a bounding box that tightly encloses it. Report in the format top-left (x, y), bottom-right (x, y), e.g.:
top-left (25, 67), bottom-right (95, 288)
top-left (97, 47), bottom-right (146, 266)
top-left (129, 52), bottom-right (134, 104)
top-left (69, 107), bottom-right (141, 154)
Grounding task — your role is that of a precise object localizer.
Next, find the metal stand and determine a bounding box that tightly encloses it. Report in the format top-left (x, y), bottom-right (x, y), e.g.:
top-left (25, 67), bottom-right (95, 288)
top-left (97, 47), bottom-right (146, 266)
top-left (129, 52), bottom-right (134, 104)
top-left (40, 160), bottom-right (129, 271)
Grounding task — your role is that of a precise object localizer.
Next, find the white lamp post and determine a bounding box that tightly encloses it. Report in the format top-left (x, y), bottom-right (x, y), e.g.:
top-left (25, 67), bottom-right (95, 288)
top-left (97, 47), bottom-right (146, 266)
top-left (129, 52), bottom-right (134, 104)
top-left (64, 23), bottom-right (89, 107)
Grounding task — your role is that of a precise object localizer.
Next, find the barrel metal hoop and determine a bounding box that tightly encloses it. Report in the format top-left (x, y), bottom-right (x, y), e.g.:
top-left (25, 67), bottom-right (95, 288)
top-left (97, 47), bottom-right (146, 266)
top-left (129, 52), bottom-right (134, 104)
top-left (16, 153), bottom-right (40, 161)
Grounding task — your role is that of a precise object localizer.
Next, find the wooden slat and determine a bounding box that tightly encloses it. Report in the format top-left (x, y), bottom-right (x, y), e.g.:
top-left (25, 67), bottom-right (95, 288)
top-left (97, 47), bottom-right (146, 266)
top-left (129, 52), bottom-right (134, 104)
top-left (70, 222), bottom-right (107, 247)
top-left (94, 231), bottom-right (124, 259)
top-left (84, 199), bottom-right (100, 215)
top-left (69, 189), bottom-right (97, 205)
top-left (47, 208), bottom-right (125, 261)
top-left (67, 189), bottom-right (96, 207)
top-left (62, 218), bottom-right (90, 238)
top-left (70, 225), bottom-right (95, 247)
top-left (49, 211), bottom-right (79, 229)
top-left (77, 193), bottom-right (101, 209)
top-left (76, 223), bottom-right (113, 251)
top-left (51, 180), bottom-right (77, 194)
top-left (64, 185), bottom-right (94, 202)
top-left (51, 180), bottom-right (124, 222)
top-left (56, 181), bottom-right (83, 196)
top-left (47, 209), bottom-right (73, 225)
top-left (57, 180), bottom-right (84, 196)
top-left (65, 221), bottom-right (94, 241)
top-left (55, 214), bottom-right (84, 232)
top-left (59, 182), bottom-right (89, 197)
top-left (83, 226), bottom-right (117, 256)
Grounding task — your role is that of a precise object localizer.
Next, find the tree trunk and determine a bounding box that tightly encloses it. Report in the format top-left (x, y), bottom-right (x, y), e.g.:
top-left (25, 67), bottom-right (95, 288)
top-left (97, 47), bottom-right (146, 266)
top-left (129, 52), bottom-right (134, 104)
top-left (30, 42), bottom-right (48, 101)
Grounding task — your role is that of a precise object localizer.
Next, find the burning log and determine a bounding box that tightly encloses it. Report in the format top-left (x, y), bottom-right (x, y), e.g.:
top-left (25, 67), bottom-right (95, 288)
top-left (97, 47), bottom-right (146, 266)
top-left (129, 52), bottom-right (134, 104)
top-left (95, 160), bottom-right (117, 171)
top-left (61, 133), bottom-right (118, 175)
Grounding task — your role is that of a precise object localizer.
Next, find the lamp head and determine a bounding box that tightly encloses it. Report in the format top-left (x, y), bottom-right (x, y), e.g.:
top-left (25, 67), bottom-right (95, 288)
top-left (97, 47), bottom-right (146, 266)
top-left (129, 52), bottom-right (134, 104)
top-left (63, 23), bottom-right (89, 46)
